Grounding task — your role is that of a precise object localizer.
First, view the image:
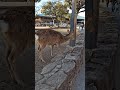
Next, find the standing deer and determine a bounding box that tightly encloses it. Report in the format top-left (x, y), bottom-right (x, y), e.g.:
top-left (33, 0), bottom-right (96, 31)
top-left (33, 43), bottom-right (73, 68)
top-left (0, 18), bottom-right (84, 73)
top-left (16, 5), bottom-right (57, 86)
top-left (0, 7), bottom-right (34, 86)
top-left (35, 29), bottom-right (74, 62)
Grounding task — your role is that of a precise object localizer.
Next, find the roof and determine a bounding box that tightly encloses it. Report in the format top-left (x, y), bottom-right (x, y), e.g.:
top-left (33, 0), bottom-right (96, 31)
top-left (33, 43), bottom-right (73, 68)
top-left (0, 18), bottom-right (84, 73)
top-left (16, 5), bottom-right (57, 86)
top-left (36, 13), bottom-right (85, 20)
top-left (36, 13), bottom-right (55, 18)
top-left (77, 15), bottom-right (85, 20)
top-left (37, 13), bottom-right (45, 16)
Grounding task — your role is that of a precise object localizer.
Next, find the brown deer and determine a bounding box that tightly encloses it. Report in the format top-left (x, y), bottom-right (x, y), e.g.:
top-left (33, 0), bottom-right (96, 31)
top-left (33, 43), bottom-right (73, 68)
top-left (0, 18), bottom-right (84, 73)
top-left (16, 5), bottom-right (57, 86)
top-left (35, 29), bottom-right (74, 62)
top-left (0, 7), bottom-right (34, 86)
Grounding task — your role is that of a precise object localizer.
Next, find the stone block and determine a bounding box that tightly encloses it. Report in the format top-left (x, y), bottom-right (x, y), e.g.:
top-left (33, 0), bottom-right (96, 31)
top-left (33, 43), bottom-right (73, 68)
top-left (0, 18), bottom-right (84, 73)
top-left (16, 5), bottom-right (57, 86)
top-left (45, 71), bottom-right (67, 89)
top-left (35, 84), bottom-right (55, 90)
top-left (35, 73), bottom-right (44, 82)
top-left (61, 61), bottom-right (75, 73)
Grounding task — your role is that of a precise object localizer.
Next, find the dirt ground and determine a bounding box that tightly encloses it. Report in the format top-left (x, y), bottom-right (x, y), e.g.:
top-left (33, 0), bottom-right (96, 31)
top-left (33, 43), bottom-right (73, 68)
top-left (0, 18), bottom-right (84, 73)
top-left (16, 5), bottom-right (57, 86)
top-left (35, 28), bottom-right (80, 73)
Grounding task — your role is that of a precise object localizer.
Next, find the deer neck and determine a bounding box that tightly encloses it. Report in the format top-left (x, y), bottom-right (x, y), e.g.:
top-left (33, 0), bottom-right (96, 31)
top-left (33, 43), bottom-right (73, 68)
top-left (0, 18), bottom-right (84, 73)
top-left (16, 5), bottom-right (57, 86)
top-left (62, 33), bottom-right (73, 43)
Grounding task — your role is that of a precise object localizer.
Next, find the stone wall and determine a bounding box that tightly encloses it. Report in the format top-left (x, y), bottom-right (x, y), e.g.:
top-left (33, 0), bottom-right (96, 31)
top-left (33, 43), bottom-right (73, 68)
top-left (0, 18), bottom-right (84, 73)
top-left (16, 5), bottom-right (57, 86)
top-left (35, 31), bottom-right (84, 90)
top-left (85, 7), bottom-right (119, 90)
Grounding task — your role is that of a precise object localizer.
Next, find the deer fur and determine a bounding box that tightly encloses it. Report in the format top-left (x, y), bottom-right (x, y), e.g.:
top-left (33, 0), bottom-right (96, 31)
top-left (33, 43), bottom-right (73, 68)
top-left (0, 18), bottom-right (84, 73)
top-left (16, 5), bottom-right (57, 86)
top-left (35, 29), bottom-right (74, 62)
top-left (0, 7), bottom-right (34, 86)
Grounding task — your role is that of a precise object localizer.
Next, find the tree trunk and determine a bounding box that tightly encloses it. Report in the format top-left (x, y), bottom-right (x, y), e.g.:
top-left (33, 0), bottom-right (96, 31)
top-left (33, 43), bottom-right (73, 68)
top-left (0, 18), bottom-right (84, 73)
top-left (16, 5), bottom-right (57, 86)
top-left (85, 0), bottom-right (99, 49)
top-left (69, 0), bottom-right (77, 47)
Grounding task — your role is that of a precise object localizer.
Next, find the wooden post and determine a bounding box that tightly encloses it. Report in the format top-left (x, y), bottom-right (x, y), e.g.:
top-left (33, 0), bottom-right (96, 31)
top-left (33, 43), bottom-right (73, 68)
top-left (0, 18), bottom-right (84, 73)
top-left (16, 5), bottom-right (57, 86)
top-left (69, 0), bottom-right (77, 47)
top-left (85, 0), bottom-right (99, 49)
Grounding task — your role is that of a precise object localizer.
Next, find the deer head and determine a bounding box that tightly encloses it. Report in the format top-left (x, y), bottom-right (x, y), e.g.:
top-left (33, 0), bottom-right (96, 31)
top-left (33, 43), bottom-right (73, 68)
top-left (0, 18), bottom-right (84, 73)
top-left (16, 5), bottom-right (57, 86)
top-left (63, 32), bottom-right (74, 43)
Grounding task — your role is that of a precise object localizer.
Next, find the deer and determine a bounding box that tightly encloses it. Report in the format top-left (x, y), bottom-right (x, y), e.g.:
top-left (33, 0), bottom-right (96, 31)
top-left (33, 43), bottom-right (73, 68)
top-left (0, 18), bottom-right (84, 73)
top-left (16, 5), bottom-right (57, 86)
top-left (0, 7), bottom-right (34, 86)
top-left (35, 29), bottom-right (74, 62)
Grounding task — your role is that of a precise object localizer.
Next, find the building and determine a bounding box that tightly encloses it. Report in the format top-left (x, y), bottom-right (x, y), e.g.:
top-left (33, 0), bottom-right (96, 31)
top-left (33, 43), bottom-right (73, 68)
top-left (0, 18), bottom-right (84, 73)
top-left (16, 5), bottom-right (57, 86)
top-left (35, 14), bottom-right (56, 26)
top-left (35, 13), bottom-right (84, 27)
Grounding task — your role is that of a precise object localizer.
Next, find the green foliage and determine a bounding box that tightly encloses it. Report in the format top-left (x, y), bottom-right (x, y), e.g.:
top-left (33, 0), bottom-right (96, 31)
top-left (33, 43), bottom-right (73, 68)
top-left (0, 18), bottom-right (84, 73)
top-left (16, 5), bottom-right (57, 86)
top-left (41, 1), bottom-right (56, 16)
top-left (65, 0), bottom-right (85, 13)
top-left (41, 1), bottom-right (69, 24)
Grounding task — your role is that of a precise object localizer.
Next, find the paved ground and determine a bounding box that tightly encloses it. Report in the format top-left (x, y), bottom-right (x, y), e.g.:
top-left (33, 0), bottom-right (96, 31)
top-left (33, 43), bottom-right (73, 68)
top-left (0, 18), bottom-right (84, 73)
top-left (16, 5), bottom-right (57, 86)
top-left (72, 29), bottom-right (85, 90)
top-left (35, 28), bottom-right (81, 73)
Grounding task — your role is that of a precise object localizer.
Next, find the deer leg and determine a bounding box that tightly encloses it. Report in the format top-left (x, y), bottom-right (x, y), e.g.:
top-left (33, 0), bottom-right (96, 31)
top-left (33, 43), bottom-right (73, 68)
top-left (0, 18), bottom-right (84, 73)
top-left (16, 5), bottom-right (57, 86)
top-left (40, 51), bottom-right (45, 63)
top-left (50, 45), bottom-right (54, 56)
top-left (5, 46), bottom-right (15, 81)
top-left (7, 47), bottom-right (25, 86)
top-left (39, 44), bottom-right (46, 63)
top-left (57, 44), bottom-right (62, 54)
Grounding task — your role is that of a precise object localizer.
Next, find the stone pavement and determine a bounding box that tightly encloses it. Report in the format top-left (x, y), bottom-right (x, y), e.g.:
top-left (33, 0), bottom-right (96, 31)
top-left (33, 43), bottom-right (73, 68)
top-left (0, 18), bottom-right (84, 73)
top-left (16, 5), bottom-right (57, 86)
top-left (35, 30), bottom-right (85, 90)
top-left (72, 29), bottom-right (85, 90)
top-left (86, 2), bottom-right (119, 90)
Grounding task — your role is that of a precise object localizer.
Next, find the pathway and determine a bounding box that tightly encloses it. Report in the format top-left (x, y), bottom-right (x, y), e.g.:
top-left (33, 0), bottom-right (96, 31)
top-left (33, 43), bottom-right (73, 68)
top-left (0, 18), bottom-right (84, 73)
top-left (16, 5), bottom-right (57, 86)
top-left (72, 29), bottom-right (85, 90)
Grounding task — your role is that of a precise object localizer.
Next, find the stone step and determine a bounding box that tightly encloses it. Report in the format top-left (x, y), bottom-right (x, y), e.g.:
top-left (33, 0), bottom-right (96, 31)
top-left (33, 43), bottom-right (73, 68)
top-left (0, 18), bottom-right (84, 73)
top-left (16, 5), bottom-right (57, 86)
top-left (105, 22), bottom-right (118, 24)
top-left (104, 21), bottom-right (117, 23)
top-left (105, 25), bottom-right (118, 28)
top-left (86, 62), bottom-right (108, 82)
top-left (105, 26), bottom-right (118, 29)
top-left (92, 49), bottom-right (115, 58)
top-left (85, 49), bottom-right (93, 63)
top-left (86, 83), bottom-right (97, 90)
top-left (90, 58), bottom-right (112, 66)
top-left (97, 33), bottom-right (118, 39)
top-left (97, 39), bottom-right (118, 44)
top-left (86, 62), bottom-right (104, 72)
top-left (85, 61), bottom-right (112, 86)
top-left (100, 29), bottom-right (118, 33)
top-left (97, 44), bottom-right (117, 49)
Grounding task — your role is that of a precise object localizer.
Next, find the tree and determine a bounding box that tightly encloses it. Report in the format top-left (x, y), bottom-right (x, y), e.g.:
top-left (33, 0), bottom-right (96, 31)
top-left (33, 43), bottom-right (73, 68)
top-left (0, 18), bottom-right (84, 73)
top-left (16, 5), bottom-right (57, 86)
top-left (64, 0), bottom-right (85, 14)
top-left (41, 1), bottom-right (55, 16)
top-left (35, 0), bottom-right (41, 2)
top-left (64, 0), bottom-right (85, 46)
top-left (41, 1), bottom-right (69, 27)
